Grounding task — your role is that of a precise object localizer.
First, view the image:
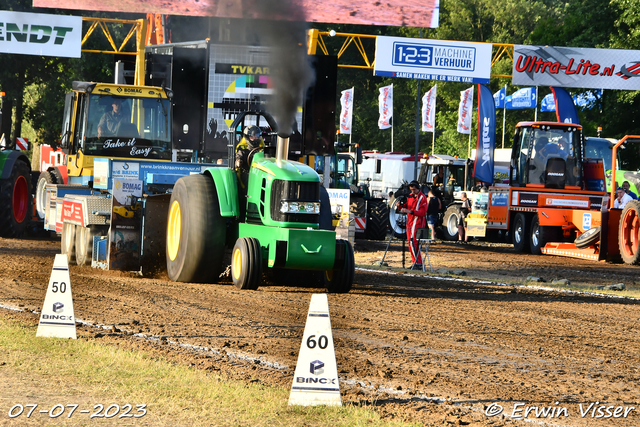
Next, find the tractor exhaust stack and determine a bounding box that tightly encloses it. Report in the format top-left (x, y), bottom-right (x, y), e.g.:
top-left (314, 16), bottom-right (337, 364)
top-left (276, 135), bottom-right (290, 165)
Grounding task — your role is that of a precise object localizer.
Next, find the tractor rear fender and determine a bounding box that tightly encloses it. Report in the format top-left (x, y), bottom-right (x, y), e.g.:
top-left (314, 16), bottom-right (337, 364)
top-left (204, 167), bottom-right (239, 218)
top-left (0, 151), bottom-right (31, 180)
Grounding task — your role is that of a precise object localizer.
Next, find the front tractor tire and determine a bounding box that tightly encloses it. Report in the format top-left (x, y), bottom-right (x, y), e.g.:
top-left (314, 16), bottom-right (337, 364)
top-left (512, 213), bottom-right (531, 253)
top-left (619, 200), bottom-right (640, 264)
top-left (166, 174), bottom-right (226, 283)
top-left (0, 160), bottom-right (32, 238)
top-left (231, 237), bottom-right (262, 290)
top-left (324, 239), bottom-right (355, 293)
top-left (529, 215), bottom-right (562, 255)
top-left (442, 205), bottom-right (460, 241)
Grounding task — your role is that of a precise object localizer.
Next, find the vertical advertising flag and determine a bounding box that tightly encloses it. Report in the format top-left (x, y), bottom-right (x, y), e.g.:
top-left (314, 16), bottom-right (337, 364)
top-left (493, 86), bottom-right (506, 109)
top-left (457, 86), bottom-right (474, 134)
top-left (339, 88), bottom-right (354, 134)
top-left (550, 87), bottom-right (580, 124)
top-left (378, 84), bottom-right (393, 129)
top-left (505, 87), bottom-right (537, 109)
top-left (540, 93), bottom-right (556, 112)
top-left (422, 85), bottom-right (436, 132)
top-left (473, 84), bottom-right (496, 184)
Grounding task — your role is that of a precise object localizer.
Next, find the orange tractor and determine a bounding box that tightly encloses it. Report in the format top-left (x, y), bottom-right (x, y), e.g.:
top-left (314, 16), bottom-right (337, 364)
top-left (484, 121), bottom-right (640, 264)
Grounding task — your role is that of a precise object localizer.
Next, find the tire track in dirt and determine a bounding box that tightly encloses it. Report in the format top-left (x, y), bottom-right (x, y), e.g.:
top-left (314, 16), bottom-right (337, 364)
top-left (1, 236), bottom-right (639, 426)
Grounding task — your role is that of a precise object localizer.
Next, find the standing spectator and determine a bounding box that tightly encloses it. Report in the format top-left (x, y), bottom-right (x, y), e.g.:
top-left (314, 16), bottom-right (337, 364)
top-left (433, 169), bottom-right (444, 186)
top-left (622, 181), bottom-right (638, 200)
top-left (425, 188), bottom-right (441, 239)
top-left (400, 181), bottom-right (428, 270)
top-left (457, 192), bottom-right (471, 243)
top-left (388, 191), bottom-right (396, 206)
top-left (614, 186), bottom-right (633, 209)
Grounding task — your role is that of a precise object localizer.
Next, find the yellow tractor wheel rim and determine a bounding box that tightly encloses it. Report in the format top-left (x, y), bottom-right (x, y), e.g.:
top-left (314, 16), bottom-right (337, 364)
top-left (232, 247), bottom-right (242, 280)
top-left (167, 200), bottom-right (182, 261)
top-left (325, 270), bottom-right (333, 281)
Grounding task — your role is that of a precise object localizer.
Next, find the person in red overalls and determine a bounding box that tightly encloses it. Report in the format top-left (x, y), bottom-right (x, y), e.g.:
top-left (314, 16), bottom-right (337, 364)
top-left (400, 181), bottom-right (428, 270)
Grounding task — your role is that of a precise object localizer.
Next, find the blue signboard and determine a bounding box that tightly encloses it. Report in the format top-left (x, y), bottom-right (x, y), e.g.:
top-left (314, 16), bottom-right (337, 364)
top-left (374, 36), bottom-right (492, 83)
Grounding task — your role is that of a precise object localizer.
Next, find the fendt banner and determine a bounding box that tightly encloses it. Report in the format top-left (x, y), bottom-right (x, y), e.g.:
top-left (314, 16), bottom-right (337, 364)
top-left (34, 0), bottom-right (440, 28)
top-left (374, 36), bottom-right (492, 84)
top-left (513, 45), bottom-right (640, 90)
top-left (0, 11), bottom-right (81, 57)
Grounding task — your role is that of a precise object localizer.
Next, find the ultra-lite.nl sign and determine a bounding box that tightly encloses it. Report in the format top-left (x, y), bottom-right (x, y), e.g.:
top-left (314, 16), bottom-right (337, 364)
top-left (0, 11), bottom-right (81, 58)
top-left (513, 45), bottom-right (640, 90)
top-left (374, 36), bottom-right (492, 84)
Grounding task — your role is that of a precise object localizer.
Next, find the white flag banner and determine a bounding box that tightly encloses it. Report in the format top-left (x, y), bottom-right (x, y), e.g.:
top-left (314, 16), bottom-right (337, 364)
top-left (378, 84), bottom-right (393, 129)
top-left (339, 88), bottom-right (354, 134)
top-left (457, 86), bottom-right (474, 134)
top-left (422, 85), bottom-right (437, 132)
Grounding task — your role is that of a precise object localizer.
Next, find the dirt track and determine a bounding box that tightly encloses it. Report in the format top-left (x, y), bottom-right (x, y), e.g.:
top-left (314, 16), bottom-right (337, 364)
top-left (1, 235), bottom-right (639, 426)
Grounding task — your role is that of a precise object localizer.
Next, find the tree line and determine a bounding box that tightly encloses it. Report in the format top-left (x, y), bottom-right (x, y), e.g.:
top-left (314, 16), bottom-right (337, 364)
top-left (1, 0), bottom-right (639, 159)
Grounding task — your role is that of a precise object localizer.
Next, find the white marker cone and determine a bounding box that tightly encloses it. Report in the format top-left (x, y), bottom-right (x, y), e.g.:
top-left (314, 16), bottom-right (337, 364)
top-left (36, 254), bottom-right (77, 339)
top-left (288, 294), bottom-right (341, 406)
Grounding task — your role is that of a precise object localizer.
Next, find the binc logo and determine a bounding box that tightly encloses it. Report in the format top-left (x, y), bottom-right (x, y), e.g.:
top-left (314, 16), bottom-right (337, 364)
top-left (53, 302), bottom-right (64, 313)
top-left (310, 360), bottom-right (325, 375)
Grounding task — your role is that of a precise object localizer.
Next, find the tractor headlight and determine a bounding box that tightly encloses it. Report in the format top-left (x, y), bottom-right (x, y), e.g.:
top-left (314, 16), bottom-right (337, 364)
top-left (280, 201), bottom-right (320, 214)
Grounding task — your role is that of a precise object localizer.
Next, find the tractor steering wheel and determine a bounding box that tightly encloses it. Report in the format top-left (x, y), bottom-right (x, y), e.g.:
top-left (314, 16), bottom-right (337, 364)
top-left (247, 146), bottom-right (264, 166)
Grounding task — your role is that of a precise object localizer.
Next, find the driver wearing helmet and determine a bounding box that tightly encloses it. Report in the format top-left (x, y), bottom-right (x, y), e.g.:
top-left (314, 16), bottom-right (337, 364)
top-left (235, 125), bottom-right (265, 171)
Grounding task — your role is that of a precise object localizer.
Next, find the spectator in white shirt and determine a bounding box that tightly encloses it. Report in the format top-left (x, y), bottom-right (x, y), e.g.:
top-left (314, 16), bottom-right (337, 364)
top-left (614, 186), bottom-right (633, 209)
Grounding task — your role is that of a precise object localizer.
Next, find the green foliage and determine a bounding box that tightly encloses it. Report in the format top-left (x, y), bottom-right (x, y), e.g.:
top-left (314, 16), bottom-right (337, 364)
top-left (317, 0), bottom-right (640, 159)
top-left (6, 1), bottom-right (640, 156)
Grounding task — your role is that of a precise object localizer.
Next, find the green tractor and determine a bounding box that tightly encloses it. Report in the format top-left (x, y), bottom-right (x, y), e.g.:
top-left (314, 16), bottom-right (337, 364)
top-left (0, 148), bottom-right (32, 238)
top-left (315, 145), bottom-right (389, 241)
top-left (165, 111), bottom-right (354, 292)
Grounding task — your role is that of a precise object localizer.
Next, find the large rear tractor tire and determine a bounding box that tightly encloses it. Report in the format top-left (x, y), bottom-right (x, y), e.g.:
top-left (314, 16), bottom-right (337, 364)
top-left (324, 239), bottom-right (354, 293)
top-left (619, 200), bottom-right (640, 264)
top-left (442, 205), bottom-right (460, 241)
top-left (388, 197), bottom-right (407, 239)
top-left (166, 174), bottom-right (226, 283)
top-left (0, 160), bottom-right (32, 238)
top-left (231, 237), bottom-right (262, 290)
top-left (61, 222), bottom-right (76, 263)
top-left (530, 215), bottom-right (563, 255)
top-left (364, 199), bottom-right (389, 240)
top-left (35, 170), bottom-right (56, 220)
top-left (512, 213), bottom-right (531, 253)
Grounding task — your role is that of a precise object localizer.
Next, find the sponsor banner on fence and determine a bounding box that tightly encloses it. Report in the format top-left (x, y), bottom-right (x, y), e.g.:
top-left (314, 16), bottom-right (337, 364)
top-left (513, 45), bottom-right (640, 90)
top-left (374, 36), bottom-right (491, 84)
top-left (0, 11), bottom-right (81, 57)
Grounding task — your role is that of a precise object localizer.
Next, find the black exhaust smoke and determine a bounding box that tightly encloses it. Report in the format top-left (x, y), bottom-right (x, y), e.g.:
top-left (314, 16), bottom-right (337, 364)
top-left (212, 0), bottom-right (316, 137)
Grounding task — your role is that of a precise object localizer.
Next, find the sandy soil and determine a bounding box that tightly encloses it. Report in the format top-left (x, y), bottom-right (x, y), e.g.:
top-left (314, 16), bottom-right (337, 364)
top-left (0, 235), bottom-right (639, 426)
